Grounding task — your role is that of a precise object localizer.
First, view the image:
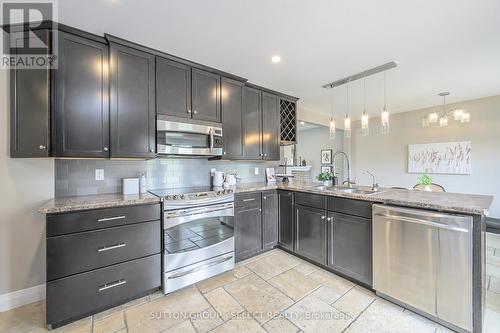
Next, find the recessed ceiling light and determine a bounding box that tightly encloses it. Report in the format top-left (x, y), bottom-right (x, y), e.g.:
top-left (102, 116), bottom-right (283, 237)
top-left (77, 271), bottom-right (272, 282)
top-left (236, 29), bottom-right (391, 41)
top-left (300, 121), bottom-right (305, 125)
top-left (271, 55), bottom-right (281, 63)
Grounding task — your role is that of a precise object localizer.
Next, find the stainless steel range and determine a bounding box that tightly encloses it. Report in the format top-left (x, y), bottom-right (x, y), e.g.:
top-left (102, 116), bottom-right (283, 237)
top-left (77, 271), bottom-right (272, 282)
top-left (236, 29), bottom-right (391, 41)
top-left (149, 187), bottom-right (235, 294)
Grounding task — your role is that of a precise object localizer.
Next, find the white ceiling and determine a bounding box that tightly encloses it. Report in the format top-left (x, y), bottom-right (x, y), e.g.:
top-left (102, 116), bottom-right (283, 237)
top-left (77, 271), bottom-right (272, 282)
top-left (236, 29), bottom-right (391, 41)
top-left (58, 0), bottom-right (500, 119)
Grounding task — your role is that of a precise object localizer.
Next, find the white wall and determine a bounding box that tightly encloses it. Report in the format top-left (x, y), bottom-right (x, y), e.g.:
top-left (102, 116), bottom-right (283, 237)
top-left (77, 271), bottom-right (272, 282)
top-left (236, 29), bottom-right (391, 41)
top-left (295, 126), bottom-right (345, 182)
top-left (0, 60), bottom-right (54, 295)
top-left (350, 95), bottom-right (500, 217)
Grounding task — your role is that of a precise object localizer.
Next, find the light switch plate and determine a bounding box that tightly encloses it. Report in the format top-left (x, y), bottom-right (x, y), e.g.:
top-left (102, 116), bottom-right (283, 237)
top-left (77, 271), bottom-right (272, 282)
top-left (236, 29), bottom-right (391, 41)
top-left (95, 169), bottom-right (104, 181)
top-left (254, 167), bottom-right (259, 175)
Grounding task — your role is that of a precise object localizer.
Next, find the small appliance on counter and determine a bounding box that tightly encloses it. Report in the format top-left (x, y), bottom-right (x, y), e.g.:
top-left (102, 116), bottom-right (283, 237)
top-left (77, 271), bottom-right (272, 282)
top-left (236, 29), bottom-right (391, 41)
top-left (212, 171), bottom-right (225, 187)
top-left (122, 178), bottom-right (139, 195)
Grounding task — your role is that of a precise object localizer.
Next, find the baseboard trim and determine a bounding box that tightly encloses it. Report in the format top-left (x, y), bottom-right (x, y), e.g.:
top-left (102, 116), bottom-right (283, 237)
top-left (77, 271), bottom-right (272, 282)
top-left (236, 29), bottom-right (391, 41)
top-left (0, 284), bottom-right (46, 312)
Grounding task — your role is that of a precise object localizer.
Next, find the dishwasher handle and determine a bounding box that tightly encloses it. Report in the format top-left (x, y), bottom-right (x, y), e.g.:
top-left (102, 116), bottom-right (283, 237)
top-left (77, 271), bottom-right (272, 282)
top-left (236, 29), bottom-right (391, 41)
top-left (374, 213), bottom-right (469, 233)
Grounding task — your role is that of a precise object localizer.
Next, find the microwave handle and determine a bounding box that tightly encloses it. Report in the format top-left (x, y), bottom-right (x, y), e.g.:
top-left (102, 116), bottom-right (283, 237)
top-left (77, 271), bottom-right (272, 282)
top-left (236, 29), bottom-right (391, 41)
top-left (209, 128), bottom-right (214, 151)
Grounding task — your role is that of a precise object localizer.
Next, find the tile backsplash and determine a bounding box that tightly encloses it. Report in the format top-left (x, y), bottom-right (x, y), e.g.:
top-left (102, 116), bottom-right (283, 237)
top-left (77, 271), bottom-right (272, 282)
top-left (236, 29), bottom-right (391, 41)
top-left (55, 158), bottom-right (278, 197)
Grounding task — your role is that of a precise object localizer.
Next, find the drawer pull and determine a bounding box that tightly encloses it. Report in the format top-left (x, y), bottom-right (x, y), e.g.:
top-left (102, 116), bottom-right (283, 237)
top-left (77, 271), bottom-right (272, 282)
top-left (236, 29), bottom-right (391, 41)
top-left (98, 243), bottom-right (126, 252)
top-left (98, 279), bottom-right (126, 292)
top-left (97, 216), bottom-right (126, 222)
top-left (242, 198), bottom-right (256, 202)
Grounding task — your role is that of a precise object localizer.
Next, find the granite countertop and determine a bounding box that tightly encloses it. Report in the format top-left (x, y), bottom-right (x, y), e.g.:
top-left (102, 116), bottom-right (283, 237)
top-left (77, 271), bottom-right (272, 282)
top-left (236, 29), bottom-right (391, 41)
top-left (38, 193), bottom-right (161, 214)
top-left (233, 181), bottom-right (493, 216)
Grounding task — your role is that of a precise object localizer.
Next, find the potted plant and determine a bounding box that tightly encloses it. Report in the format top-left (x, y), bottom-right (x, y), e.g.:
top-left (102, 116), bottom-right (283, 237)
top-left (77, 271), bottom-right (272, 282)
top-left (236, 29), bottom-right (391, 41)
top-left (317, 171), bottom-right (333, 186)
top-left (417, 172), bottom-right (433, 191)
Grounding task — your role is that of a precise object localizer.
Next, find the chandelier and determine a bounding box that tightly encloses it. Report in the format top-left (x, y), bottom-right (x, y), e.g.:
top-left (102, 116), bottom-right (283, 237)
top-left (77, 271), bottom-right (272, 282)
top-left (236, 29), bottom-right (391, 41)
top-left (422, 92), bottom-right (470, 127)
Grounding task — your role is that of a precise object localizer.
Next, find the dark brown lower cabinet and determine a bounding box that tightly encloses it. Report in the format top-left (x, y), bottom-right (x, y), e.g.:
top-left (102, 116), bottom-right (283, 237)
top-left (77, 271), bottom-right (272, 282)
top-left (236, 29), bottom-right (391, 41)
top-left (278, 190), bottom-right (294, 251)
top-left (45, 204), bottom-right (161, 328)
top-left (262, 191), bottom-right (278, 250)
top-left (328, 212), bottom-right (372, 286)
top-left (295, 204), bottom-right (327, 265)
top-left (235, 203), bottom-right (262, 262)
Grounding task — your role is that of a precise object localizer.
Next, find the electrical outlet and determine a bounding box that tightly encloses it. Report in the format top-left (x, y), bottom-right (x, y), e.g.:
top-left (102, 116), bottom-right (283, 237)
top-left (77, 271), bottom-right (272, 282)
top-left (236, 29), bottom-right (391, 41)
top-left (254, 167), bottom-right (259, 175)
top-left (210, 168), bottom-right (216, 176)
top-left (95, 169), bottom-right (104, 181)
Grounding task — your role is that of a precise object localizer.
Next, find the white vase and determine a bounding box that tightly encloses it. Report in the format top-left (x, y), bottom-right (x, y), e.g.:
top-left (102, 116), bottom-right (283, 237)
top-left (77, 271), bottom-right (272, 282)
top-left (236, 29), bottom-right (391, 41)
top-left (423, 185), bottom-right (432, 192)
top-left (323, 180), bottom-right (332, 187)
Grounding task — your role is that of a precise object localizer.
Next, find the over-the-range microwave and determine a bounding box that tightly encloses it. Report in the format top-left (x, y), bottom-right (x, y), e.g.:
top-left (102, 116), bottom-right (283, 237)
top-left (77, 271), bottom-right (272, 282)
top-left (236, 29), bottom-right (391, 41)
top-left (157, 120), bottom-right (223, 157)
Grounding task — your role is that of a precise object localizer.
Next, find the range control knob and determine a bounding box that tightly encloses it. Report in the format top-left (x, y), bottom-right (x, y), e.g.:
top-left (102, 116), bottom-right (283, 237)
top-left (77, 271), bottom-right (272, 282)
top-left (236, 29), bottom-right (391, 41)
top-left (180, 194), bottom-right (185, 199)
top-left (226, 189), bottom-right (233, 194)
top-left (165, 195), bottom-right (172, 200)
top-left (173, 195), bottom-right (179, 200)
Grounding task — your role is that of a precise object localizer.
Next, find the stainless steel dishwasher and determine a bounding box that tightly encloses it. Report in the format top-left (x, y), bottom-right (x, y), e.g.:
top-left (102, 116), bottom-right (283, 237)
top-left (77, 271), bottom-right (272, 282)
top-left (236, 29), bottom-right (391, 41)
top-left (372, 204), bottom-right (473, 332)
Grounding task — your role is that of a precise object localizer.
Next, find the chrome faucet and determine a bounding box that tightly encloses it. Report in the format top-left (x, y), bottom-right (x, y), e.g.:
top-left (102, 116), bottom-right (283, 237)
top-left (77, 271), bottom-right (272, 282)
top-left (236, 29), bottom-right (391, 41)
top-left (332, 151), bottom-right (354, 188)
top-left (365, 171), bottom-right (379, 191)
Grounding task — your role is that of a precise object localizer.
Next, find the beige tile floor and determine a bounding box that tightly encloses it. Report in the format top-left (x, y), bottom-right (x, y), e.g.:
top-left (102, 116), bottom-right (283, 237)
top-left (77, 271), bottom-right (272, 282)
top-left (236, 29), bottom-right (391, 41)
top-left (2, 233), bottom-right (500, 333)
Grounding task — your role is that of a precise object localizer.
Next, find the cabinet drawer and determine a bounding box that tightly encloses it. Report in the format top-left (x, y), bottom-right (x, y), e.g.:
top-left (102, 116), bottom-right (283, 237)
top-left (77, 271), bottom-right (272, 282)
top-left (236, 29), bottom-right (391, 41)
top-left (235, 191), bottom-right (261, 207)
top-left (328, 197), bottom-right (372, 218)
top-left (295, 192), bottom-right (326, 210)
top-left (47, 203), bottom-right (160, 236)
top-left (47, 254), bottom-right (160, 328)
top-left (47, 220), bottom-right (160, 281)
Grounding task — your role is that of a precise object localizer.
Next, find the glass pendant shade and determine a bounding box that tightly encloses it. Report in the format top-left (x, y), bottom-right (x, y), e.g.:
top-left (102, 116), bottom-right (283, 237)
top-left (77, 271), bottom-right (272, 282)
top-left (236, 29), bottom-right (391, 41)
top-left (361, 112), bottom-right (369, 136)
top-left (461, 112), bottom-right (470, 123)
top-left (381, 108), bottom-right (390, 134)
top-left (439, 115), bottom-right (448, 127)
top-left (344, 115), bottom-right (351, 138)
top-left (428, 112), bottom-right (438, 123)
top-left (329, 117), bottom-right (336, 139)
top-left (454, 108), bottom-right (464, 121)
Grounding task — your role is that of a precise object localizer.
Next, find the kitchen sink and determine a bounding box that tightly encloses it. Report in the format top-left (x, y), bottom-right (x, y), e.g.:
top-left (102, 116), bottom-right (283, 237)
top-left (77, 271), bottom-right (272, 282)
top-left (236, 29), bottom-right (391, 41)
top-left (314, 185), bottom-right (382, 195)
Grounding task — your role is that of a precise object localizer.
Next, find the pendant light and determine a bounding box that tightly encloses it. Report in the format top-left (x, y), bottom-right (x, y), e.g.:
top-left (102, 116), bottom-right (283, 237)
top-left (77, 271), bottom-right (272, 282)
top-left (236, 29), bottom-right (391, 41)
top-left (329, 88), bottom-right (336, 140)
top-left (381, 71), bottom-right (390, 134)
top-left (422, 92), bottom-right (470, 128)
top-left (361, 78), bottom-right (369, 136)
top-left (344, 83), bottom-right (351, 138)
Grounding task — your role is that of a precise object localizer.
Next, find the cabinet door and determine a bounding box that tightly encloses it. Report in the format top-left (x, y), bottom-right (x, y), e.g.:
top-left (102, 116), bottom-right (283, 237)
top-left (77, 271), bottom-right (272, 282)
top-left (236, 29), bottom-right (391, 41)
top-left (278, 190), bottom-right (294, 251)
top-left (54, 32), bottom-right (109, 157)
top-left (328, 212), bottom-right (372, 286)
top-left (10, 30), bottom-right (50, 157)
top-left (262, 192), bottom-right (278, 250)
top-left (156, 57), bottom-right (192, 118)
top-left (261, 92), bottom-right (280, 160)
top-left (221, 77), bottom-right (244, 159)
top-left (192, 68), bottom-right (221, 122)
top-left (295, 205), bottom-right (327, 265)
top-left (109, 43), bottom-right (155, 158)
top-left (235, 205), bottom-right (262, 261)
top-left (243, 86), bottom-right (262, 159)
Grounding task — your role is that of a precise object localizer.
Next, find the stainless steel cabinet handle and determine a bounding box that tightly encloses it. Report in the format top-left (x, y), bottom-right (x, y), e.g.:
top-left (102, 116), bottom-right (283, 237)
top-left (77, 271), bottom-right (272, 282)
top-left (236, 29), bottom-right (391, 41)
top-left (193, 110), bottom-right (197, 114)
top-left (374, 213), bottom-right (469, 233)
top-left (103, 147), bottom-right (109, 152)
top-left (242, 198), bottom-right (256, 202)
top-left (209, 128), bottom-right (214, 151)
top-left (97, 216), bottom-right (126, 222)
top-left (259, 209), bottom-right (262, 212)
top-left (327, 217), bottom-right (332, 221)
top-left (149, 148), bottom-right (154, 153)
top-left (263, 196), bottom-right (267, 200)
top-left (39, 145), bottom-right (47, 150)
top-left (321, 216), bottom-right (326, 220)
top-left (98, 243), bottom-right (126, 252)
top-left (187, 109), bottom-right (192, 114)
top-left (98, 279), bottom-right (126, 292)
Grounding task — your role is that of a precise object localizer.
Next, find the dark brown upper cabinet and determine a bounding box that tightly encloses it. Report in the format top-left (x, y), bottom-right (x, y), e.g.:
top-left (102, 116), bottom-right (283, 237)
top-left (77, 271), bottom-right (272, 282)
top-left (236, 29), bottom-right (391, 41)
top-left (10, 30), bottom-right (51, 158)
top-left (242, 86), bottom-right (262, 160)
top-left (261, 92), bottom-right (280, 160)
top-left (54, 32), bottom-right (110, 158)
top-left (192, 68), bottom-right (221, 122)
top-left (156, 57), bottom-right (192, 119)
top-left (109, 43), bottom-right (156, 158)
top-left (221, 77), bottom-right (244, 159)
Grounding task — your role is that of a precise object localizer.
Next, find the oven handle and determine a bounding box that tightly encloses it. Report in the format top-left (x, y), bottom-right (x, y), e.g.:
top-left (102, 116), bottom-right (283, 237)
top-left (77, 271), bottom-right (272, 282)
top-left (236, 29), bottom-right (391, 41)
top-left (209, 128), bottom-right (214, 152)
top-left (167, 255), bottom-right (233, 279)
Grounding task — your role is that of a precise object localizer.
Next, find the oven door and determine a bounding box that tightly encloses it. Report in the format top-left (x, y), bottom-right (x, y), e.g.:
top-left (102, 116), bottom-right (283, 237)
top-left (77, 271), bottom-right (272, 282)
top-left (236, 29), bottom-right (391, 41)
top-left (163, 203), bottom-right (234, 272)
